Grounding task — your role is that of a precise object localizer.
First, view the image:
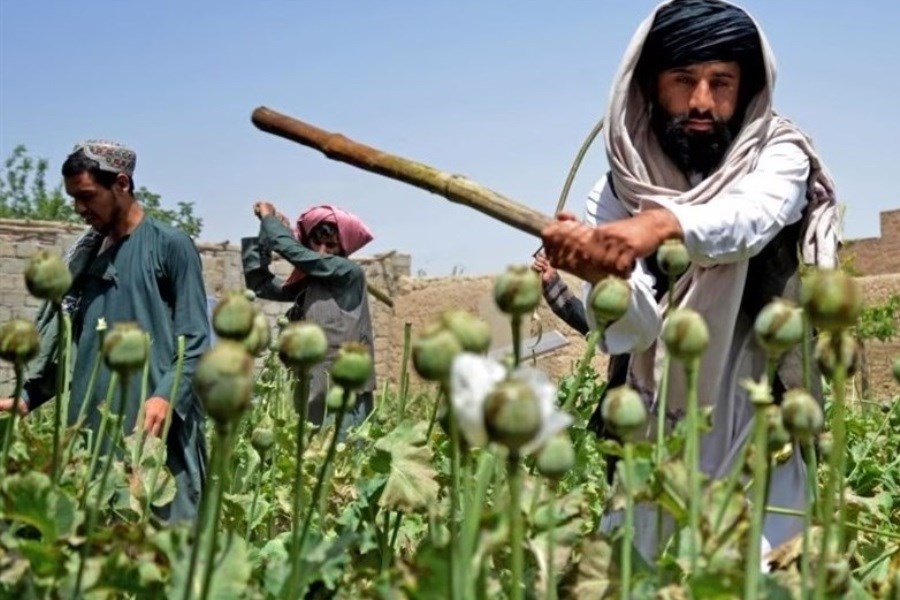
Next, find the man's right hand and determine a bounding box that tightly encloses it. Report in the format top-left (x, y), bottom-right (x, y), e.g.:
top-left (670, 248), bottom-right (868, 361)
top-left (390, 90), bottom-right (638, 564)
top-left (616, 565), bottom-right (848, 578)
top-left (531, 253), bottom-right (558, 285)
top-left (253, 201), bottom-right (277, 220)
top-left (0, 398), bottom-right (29, 416)
top-left (541, 212), bottom-right (628, 282)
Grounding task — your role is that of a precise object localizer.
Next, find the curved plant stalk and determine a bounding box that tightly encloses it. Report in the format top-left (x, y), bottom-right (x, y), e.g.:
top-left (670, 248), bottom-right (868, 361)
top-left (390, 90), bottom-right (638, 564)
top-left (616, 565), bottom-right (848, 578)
top-left (801, 315), bottom-right (812, 391)
top-left (507, 452), bottom-right (525, 600)
top-left (388, 511), bottom-right (404, 555)
top-left (285, 369), bottom-right (312, 600)
top-left (65, 326), bottom-right (106, 464)
top-left (764, 505), bottom-right (900, 541)
top-left (545, 481), bottom-right (558, 600)
top-left (51, 305), bottom-right (70, 485)
top-left (710, 438), bottom-right (751, 536)
top-left (800, 441), bottom-right (818, 600)
top-left (654, 352), bottom-right (672, 555)
top-left (511, 315), bottom-right (523, 368)
top-left (744, 400), bottom-right (770, 600)
top-left (74, 371), bottom-right (131, 597)
top-left (398, 322), bottom-right (413, 418)
top-left (847, 392), bottom-right (900, 480)
top-left (0, 363), bottom-right (25, 472)
top-left (90, 373), bottom-right (130, 518)
top-left (562, 328), bottom-right (602, 413)
top-left (815, 354), bottom-right (848, 598)
top-left (464, 451), bottom-right (496, 599)
top-left (245, 448), bottom-right (268, 542)
top-left (82, 372), bottom-right (120, 506)
top-left (684, 357), bottom-right (701, 572)
top-left (141, 336), bottom-right (185, 523)
top-left (198, 425), bottom-right (236, 600)
top-left (424, 386), bottom-right (444, 443)
top-left (132, 341), bottom-right (153, 465)
top-left (181, 421), bottom-right (229, 600)
top-left (555, 116), bottom-right (605, 214)
top-left (293, 388), bottom-right (350, 595)
top-left (445, 381), bottom-right (465, 600)
top-left (379, 510), bottom-right (394, 572)
top-left (621, 441), bottom-right (637, 600)
top-left (653, 274), bottom-right (678, 554)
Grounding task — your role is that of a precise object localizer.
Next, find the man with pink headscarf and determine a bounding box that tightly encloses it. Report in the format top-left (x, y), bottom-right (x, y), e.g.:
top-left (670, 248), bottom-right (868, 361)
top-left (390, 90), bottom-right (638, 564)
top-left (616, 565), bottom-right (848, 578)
top-left (242, 201), bottom-right (375, 429)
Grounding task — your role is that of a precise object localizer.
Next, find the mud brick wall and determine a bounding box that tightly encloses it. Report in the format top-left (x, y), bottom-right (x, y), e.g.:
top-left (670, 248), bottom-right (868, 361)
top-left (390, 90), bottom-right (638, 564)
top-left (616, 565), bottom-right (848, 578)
top-left (0, 218), bottom-right (411, 390)
top-left (842, 209), bottom-right (900, 276)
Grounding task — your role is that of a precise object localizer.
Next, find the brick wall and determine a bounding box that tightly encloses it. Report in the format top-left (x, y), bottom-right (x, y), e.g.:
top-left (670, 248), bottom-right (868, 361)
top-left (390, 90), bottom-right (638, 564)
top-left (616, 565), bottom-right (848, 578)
top-left (0, 219), bottom-right (411, 389)
top-left (842, 209), bottom-right (900, 276)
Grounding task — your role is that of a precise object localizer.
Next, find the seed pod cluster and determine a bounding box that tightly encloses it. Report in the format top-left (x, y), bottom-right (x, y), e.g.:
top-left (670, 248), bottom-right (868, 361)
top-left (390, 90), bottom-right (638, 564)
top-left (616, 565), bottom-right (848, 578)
top-left (102, 322), bottom-right (149, 374)
top-left (0, 319), bottom-right (40, 365)
top-left (243, 311), bottom-right (272, 357)
top-left (330, 342), bottom-right (373, 390)
top-left (24, 249), bottom-right (72, 303)
top-left (588, 276), bottom-right (630, 326)
top-left (800, 269), bottom-right (861, 332)
top-left (754, 298), bottom-right (803, 357)
top-left (815, 331), bottom-right (860, 379)
top-left (412, 321), bottom-right (463, 382)
top-left (278, 321), bottom-right (328, 371)
top-left (662, 309), bottom-right (709, 361)
top-left (251, 415), bottom-right (275, 454)
top-left (493, 265), bottom-right (541, 316)
top-left (536, 433), bottom-right (575, 480)
top-left (441, 310), bottom-right (491, 354)
top-left (483, 379), bottom-right (542, 453)
top-left (193, 341), bottom-right (254, 425)
top-left (600, 385), bottom-right (648, 441)
top-left (212, 291), bottom-right (256, 341)
top-left (656, 239), bottom-right (690, 278)
top-left (780, 389), bottom-right (824, 443)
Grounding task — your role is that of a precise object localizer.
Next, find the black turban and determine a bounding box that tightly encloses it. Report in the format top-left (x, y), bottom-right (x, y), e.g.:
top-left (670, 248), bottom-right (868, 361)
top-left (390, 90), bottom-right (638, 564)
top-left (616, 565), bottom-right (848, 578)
top-left (635, 0), bottom-right (765, 104)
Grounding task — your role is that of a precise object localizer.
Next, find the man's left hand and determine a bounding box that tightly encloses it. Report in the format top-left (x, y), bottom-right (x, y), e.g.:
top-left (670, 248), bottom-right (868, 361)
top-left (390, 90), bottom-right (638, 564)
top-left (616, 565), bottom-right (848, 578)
top-left (142, 397), bottom-right (170, 437)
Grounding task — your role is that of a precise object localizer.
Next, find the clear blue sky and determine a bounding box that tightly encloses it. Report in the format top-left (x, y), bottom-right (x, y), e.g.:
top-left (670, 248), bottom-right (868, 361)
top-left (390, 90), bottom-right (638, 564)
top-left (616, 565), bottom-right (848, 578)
top-left (1, 1), bottom-right (896, 276)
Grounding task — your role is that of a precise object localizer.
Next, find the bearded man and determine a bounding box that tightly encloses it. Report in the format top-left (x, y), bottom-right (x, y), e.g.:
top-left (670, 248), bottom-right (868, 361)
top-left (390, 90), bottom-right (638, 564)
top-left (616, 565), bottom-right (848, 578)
top-left (541, 0), bottom-right (839, 558)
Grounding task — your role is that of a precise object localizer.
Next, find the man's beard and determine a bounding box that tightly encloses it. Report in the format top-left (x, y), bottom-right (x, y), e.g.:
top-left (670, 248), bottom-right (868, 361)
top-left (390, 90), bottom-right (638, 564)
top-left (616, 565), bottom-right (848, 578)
top-left (651, 108), bottom-right (736, 177)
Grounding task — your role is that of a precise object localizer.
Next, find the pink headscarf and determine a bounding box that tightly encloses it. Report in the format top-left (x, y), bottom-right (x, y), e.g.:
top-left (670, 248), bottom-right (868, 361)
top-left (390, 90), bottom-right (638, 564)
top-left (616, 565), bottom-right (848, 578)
top-left (283, 205), bottom-right (374, 287)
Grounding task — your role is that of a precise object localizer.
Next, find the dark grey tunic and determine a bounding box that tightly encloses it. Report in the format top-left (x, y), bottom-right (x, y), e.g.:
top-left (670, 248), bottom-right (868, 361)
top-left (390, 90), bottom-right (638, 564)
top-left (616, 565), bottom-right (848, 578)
top-left (242, 216), bottom-right (376, 425)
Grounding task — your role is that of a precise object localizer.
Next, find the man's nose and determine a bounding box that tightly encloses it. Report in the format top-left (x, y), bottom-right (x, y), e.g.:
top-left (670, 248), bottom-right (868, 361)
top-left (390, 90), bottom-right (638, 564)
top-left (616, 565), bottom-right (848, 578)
top-left (689, 80), bottom-right (715, 113)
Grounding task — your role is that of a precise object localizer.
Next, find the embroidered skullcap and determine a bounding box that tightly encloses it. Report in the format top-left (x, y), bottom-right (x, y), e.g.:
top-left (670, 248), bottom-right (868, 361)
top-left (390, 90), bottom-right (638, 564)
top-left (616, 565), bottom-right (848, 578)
top-left (71, 140), bottom-right (137, 176)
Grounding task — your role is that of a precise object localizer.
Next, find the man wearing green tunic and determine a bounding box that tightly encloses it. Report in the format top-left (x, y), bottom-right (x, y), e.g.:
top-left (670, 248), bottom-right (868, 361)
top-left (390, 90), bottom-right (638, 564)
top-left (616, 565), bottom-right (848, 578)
top-left (0, 140), bottom-right (209, 521)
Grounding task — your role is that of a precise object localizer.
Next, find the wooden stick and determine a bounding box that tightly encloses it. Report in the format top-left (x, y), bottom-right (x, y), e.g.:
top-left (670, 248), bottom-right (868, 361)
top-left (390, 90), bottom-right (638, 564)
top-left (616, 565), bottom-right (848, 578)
top-left (251, 106), bottom-right (552, 238)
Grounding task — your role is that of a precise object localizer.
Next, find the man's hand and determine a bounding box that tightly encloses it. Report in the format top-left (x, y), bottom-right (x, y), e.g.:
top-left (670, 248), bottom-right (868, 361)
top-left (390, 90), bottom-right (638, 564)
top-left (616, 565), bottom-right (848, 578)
top-left (0, 397), bottom-right (29, 416)
top-left (253, 201), bottom-right (277, 220)
top-left (142, 397), bottom-right (170, 437)
top-left (541, 209), bottom-right (682, 281)
top-left (531, 252), bottom-right (559, 285)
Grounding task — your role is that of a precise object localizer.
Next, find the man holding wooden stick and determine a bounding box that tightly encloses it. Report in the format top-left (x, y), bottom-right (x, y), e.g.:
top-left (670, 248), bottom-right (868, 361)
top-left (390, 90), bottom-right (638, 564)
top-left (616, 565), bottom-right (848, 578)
top-left (242, 202), bottom-right (377, 430)
top-left (540, 0), bottom-right (839, 558)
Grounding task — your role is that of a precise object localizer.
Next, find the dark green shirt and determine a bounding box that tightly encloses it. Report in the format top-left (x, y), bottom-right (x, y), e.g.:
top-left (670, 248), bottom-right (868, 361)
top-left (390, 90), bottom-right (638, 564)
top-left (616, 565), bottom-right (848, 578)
top-left (25, 217), bottom-right (210, 521)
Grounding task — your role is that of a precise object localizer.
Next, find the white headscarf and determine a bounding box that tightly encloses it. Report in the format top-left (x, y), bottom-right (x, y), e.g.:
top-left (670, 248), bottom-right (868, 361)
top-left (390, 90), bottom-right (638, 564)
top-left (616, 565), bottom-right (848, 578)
top-left (604, 0), bottom-right (839, 413)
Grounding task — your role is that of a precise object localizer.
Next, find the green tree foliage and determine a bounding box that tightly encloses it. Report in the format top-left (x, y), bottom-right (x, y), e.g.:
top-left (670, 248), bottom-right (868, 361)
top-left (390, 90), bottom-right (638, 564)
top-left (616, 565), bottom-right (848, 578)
top-left (0, 145), bottom-right (203, 238)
